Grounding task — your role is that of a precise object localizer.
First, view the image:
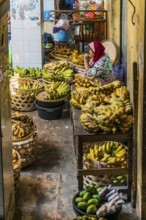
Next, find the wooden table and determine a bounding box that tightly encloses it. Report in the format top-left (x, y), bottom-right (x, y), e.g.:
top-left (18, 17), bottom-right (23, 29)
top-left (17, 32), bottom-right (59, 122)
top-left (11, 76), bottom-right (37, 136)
top-left (71, 105), bottom-right (133, 201)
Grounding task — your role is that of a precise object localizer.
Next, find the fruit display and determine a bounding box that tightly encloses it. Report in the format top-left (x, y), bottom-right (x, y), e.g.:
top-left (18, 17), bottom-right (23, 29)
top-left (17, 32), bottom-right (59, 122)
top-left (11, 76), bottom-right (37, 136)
top-left (19, 82), bottom-right (41, 90)
top-left (12, 66), bottom-right (42, 77)
top-left (44, 81), bottom-right (70, 100)
top-left (71, 50), bottom-right (84, 66)
top-left (42, 66), bottom-right (74, 82)
top-left (73, 185), bottom-right (123, 217)
top-left (75, 74), bottom-right (101, 88)
top-left (77, 81), bottom-right (133, 134)
top-left (44, 60), bottom-right (69, 71)
top-left (84, 142), bottom-right (127, 168)
top-left (52, 47), bottom-right (72, 59)
top-left (11, 112), bottom-right (35, 140)
top-left (71, 88), bottom-right (90, 109)
top-left (11, 80), bottom-right (43, 98)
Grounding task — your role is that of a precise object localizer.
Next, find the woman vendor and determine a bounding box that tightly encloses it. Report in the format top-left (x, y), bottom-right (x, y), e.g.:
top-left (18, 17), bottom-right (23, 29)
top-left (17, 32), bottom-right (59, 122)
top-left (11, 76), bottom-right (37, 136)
top-left (84, 40), bottom-right (114, 81)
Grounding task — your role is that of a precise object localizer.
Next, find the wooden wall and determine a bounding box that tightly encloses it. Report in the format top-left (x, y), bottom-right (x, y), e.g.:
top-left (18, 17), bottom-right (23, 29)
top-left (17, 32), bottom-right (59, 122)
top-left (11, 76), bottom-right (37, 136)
top-left (121, 0), bottom-right (145, 219)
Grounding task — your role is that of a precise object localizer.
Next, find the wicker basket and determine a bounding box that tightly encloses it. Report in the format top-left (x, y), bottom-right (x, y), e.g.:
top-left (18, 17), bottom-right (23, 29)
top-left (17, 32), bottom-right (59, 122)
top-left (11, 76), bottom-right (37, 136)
top-left (13, 149), bottom-right (21, 195)
top-left (12, 130), bottom-right (37, 169)
top-left (10, 78), bottom-right (43, 112)
top-left (50, 51), bottom-right (71, 61)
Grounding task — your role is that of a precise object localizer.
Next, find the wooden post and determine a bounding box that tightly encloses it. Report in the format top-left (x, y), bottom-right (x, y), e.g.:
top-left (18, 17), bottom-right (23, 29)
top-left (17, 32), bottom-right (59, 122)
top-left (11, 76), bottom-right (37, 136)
top-left (131, 62), bottom-right (138, 207)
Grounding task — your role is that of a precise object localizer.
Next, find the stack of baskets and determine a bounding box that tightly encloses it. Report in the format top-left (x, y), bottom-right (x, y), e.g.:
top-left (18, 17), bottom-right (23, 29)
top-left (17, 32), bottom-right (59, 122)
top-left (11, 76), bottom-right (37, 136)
top-left (13, 149), bottom-right (21, 195)
top-left (12, 112), bottom-right (38, 168)
top-left (10, 77), bottom-right (43, 112)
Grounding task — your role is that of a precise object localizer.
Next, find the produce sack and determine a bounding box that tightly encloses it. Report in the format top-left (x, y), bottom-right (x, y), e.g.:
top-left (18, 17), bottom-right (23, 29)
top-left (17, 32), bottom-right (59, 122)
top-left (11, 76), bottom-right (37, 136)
top-left (54, 29), bottom-right (71, 42)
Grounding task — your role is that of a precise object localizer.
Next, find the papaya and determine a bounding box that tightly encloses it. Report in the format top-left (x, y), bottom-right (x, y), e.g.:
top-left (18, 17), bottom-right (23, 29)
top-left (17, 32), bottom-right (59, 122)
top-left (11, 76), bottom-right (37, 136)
top-left (86, 204), bottom-right (97, 214)
top-left (77, 202), bottom-right (87, 211)
top-left (87, 198), bottom-right (99, 206)
top-left (75, 197), bottom-right (85, 204)
top-left (79, 190), bottom-right (86, 197)
top-left (83, 192), bottom-right (92, 201)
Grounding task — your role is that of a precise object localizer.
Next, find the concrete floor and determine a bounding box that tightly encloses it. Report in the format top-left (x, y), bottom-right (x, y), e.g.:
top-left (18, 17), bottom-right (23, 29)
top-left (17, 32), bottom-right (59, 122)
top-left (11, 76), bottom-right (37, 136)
top-left (14, 108), bottom-right (139, 220)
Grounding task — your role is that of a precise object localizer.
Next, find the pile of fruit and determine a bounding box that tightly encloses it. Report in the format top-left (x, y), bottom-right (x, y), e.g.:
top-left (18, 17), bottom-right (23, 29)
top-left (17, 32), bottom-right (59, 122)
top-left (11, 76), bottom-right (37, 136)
top-left (71, 50), bottom-right (84, 66)
top-left (44, 81), bottom-right (70, 100)
top-left (44, 60), bottom-right (69, 71)
top-left (12, 112), bottom-right (35, 140)
top-left (70, 78), bottom-right (133, 133)
top-left (74, 185), bottom-right (124, 216)
top-left (11, 66), bottom-right (42, 77)
top-left (84, 142), bottom-right (127, 168)
top-left (43, 60), bottom-right (74, 82)
top-left (52, 47), bottom-right (72, 59)
top-left (71, 88), bottom-right (90, 109)
top-left (75, 74), bottom-right (101, 88)
top-left (83, 142), bottom-right (127, 185)
top-left (11, 80), bottom-right (42, 97)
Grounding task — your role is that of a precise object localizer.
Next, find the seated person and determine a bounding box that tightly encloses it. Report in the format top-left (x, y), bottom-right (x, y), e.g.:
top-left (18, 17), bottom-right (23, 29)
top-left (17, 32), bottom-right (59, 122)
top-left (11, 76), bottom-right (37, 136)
top-left (84, 40), bottom-right (114, 80)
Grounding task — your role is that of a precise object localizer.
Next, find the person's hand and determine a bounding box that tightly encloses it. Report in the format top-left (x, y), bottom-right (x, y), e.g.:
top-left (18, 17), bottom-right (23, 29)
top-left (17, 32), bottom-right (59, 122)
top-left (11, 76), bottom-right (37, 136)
top-left (84, 53), bottom-right (89, 61)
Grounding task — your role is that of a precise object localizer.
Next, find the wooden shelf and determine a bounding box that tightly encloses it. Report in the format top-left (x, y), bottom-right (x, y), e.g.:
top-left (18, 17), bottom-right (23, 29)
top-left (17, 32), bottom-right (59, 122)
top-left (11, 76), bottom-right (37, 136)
top-left (71, 105), bottom-right (133, 202)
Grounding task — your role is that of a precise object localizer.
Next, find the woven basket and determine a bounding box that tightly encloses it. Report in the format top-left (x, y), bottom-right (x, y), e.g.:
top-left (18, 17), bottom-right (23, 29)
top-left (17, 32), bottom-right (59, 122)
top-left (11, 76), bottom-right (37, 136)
top-left (11, 94), bottom-right (36, 112)
top-left (13, 149), bottom-right (21, 195)
top-left (12, 130), bottom-right (37, 169)
top-left (51, 51), bottom-right (71, 61)
top-left (10, 78), bottom-right (43, 112)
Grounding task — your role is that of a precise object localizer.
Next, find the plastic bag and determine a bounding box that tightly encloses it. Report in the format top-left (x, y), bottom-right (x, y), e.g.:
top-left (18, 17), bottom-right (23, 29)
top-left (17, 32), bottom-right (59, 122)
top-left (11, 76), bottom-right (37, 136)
top-left (54, 18), bottom-right (70, 31)
top-left (113, 61), bottom-right (124, 82)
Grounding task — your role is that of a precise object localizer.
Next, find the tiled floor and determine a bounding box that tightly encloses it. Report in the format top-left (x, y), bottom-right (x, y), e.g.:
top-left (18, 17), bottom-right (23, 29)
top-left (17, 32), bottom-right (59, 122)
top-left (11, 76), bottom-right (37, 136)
top-left (14, 110), bottom-right (139, 220)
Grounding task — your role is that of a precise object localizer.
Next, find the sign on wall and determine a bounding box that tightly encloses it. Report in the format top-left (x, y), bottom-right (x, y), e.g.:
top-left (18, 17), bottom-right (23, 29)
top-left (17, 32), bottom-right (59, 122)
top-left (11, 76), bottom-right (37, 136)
top-left (11, 0), bottom-right (40, 27)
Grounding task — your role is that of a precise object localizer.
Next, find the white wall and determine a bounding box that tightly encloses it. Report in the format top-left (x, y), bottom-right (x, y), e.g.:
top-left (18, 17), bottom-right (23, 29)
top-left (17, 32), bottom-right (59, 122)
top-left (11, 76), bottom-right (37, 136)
top-left (10, 0), bottom-right (43, 68)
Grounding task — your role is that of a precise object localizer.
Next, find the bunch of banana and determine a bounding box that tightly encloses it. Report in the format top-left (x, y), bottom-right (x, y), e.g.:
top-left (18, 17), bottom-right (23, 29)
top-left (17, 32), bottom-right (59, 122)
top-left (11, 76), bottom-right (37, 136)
top-left (71, 50), bottom-right (84, 66)
top-left (113, 86), bottom-right (129, 101)
top-left (81, 102), bottom-right (133, 133)
top-left (93, 80), bottom-right (122, 95)
top-left (119, 115), bottom-right (133, 133)
top-left (75, 74), bottom-right (101, 88)
top-left (45, 81), bottom-right (70, 100)
top-left (11, 112), bottom-right (34, 127)
top-left (42, 67), bottom-right (74, 82)
top-left (12, 122), bottom-right (31, 138)
top-left (84, 142), bottom-right (127, 168)
top-left (44, 60), bottom-right (69, 71)
top-left (19, 82), bottom-right (40, 90)
top-left (56, 67), bottom-right (74, 81)
top-left (70, 88), bottom-right (90, 109)
top-left (42, 68), bottom-right (64, 81)
top-left (52, 47), bottom-right (72, 58)
top-left (13, 66), bottom-right (42, 77)
top-left (80, 113), bottom-right (100, 133)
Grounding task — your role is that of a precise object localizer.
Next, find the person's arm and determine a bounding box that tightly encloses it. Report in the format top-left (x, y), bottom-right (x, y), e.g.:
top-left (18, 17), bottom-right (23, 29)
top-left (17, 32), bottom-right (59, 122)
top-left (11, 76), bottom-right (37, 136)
top-left (84, 53), bottom-right (90, 72)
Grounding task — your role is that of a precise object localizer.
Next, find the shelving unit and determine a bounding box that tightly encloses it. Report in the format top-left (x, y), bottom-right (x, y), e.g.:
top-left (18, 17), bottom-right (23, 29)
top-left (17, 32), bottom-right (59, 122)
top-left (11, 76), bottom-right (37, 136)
top-left (71, 106), bottom-right (133, 201)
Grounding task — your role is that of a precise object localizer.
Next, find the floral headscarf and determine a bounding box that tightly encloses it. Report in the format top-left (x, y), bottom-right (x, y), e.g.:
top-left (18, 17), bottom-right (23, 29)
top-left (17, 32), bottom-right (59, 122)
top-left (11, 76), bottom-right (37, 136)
top-left (88, 40), bottom-right (105, 67)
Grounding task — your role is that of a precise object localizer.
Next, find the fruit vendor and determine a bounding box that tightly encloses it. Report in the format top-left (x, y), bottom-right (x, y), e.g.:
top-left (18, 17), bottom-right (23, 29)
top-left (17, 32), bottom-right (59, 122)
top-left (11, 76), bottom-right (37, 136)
top-left (84, 40), bottom-right (114, 82)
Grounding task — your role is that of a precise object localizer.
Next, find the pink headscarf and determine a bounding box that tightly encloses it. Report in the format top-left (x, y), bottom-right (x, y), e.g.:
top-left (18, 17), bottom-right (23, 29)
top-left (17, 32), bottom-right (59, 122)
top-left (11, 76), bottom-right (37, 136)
top-left (88, 40), bottom-right (105, 67)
